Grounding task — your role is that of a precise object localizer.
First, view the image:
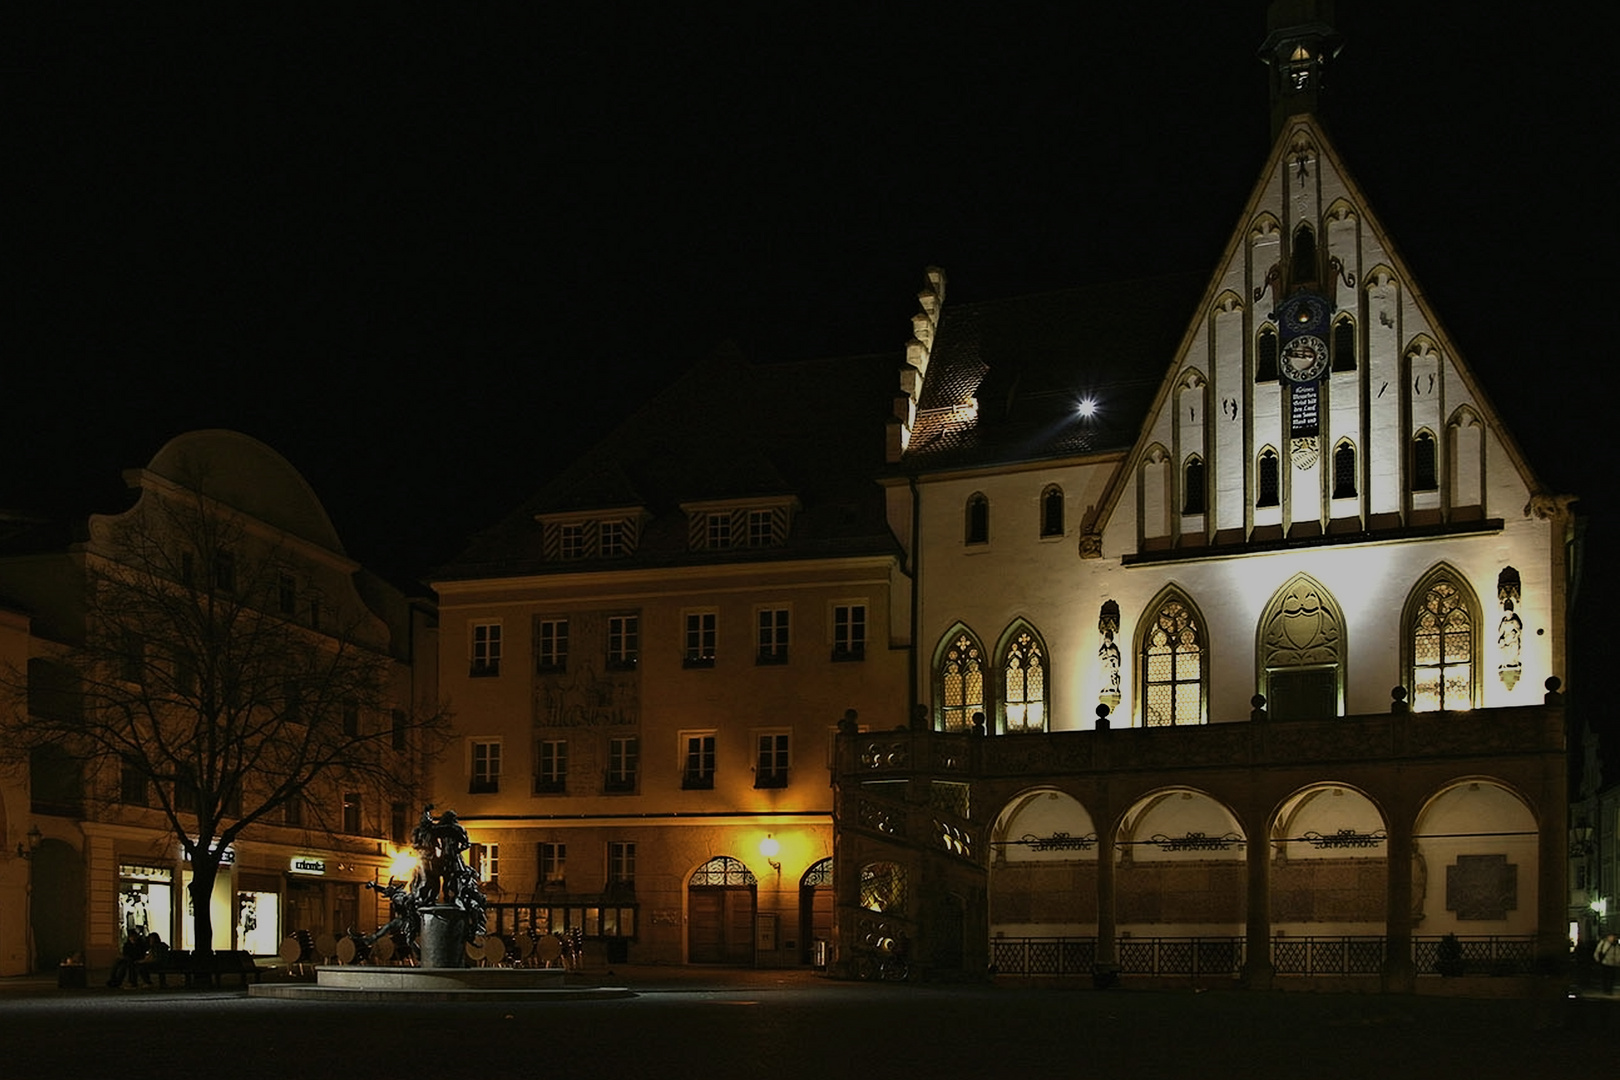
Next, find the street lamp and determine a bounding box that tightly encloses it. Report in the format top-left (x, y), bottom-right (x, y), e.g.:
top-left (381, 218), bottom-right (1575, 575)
top-left (760, 834), bottom-right (781, 875)
top-left (16, 824), bottom-right (42, 860)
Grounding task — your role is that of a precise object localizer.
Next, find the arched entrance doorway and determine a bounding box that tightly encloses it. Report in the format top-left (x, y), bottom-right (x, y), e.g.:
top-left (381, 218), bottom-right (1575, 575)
top-left (799, 858), bottom-right (832, 966)
top-left (688, 856), bottom-right (756, 965)
top-left (31, 838), bottom-right (85, 970)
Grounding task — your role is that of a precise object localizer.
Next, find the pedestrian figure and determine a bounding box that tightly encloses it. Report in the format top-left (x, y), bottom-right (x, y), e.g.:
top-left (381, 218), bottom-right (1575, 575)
top-left (1596, 933), bottom-right (1620, 994)
top-left (135, 932), bottom-right (168, 987)
top-left (106, 931), bottom-right (148, 988)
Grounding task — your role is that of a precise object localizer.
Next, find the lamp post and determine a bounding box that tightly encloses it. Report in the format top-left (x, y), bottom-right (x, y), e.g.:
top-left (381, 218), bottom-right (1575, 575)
top-left (17, 825), bottom-right (42, 974)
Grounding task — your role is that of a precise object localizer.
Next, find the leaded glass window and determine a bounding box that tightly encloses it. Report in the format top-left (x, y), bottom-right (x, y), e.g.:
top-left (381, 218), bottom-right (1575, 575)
top-left (1412, 578), bottom-right (1473, 711)
top-left (939, 632), bottom-right (983, 732)
top-left (691, 855), bottom-right (757, 887)
top-left (1143, 598), bottom-right (1203, 727)
top-left (1002, 631), bottom-right (1046, 733)
top-left (859, 861), bottom-right (906, 913)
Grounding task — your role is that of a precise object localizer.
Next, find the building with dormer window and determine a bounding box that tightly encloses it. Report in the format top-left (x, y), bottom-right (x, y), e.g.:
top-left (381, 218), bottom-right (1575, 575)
top-left (432, 349), bottom-right (909, 966)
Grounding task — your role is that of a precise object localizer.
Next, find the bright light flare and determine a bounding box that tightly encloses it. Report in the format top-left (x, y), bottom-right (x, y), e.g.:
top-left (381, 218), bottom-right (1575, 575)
top-left (1076, 397), bottom-right (1098, 418)
top-left (388, 849), bottom-right (421, 881)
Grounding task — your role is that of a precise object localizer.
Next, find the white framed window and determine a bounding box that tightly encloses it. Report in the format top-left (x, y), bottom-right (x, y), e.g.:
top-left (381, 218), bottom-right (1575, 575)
top-left (538, 841), bottom-right (566, 888)
top-left (684, 610), bottom-right (717, 668)
top-left (472, 842), bottom-right (500, 884)
top-left (608, 841), bottom-right (636, 887)
top-left (559, 522), bottom-right (587, 560)
top-left (681, 732), bottom-right (716, 789)
top-left (706, 512), bottom-right (732, 549)
top-left (600, 520), bottom-right (628, 557)
top-left (757, 606), bottom-right (789, 664)
top-left (606, 736), bottom-right (639, 793)
top-left (755, 731), bottom-right (790, 788)
top-left (342, 792), bottom-right (362, 834)
top-left (832, 602), bottom-right (867, 661)
top-left (607, 614), bottom-right (639, 669)
top-left (535, 739), bottom-right (567, 794)
top-left (470, 739), bottom-right (502, 794)
top-left (470, 621), bottom-right (502, 677)
top-left (536, 618), bottom-right (569, 673)
top-left (746, 509), bottom-right (776, 547)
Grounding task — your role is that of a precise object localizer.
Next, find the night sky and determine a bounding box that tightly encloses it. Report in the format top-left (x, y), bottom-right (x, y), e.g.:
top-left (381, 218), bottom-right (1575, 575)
top-left (6, 4), bottom-right (1615, 706)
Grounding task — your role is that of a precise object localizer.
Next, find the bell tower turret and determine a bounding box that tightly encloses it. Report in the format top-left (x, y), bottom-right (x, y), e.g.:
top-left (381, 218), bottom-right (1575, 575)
top-left (1260, 0), bottom-right (1343, 139)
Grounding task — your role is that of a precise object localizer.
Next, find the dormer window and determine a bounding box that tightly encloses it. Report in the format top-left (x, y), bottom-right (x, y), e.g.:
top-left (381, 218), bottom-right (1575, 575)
top-left (706, 513), bottom-right (733, 549)
top-left (559, 523), bottom-right (587, 560)
top-left (600, 520), bottom-right (628, 557)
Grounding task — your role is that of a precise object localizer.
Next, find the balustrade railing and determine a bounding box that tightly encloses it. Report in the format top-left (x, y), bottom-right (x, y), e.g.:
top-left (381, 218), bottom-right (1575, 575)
top-left (987, 935), bottom-right (1537, 977)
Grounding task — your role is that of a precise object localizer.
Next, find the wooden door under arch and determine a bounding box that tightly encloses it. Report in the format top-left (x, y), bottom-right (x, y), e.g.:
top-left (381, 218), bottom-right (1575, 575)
top-left (688, 856), bottom-right (757, 965)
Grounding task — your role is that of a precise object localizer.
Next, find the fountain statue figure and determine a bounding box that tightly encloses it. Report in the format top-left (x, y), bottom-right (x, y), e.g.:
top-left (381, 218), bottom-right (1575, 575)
top-left (364, 805), bottom-right (487, 963)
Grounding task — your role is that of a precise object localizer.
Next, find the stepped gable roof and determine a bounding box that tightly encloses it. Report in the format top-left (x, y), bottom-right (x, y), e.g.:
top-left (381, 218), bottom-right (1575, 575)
top-left (436, 348), bottom-right (900, 581)
top-left (901, 272), bottom-right (1205, 472)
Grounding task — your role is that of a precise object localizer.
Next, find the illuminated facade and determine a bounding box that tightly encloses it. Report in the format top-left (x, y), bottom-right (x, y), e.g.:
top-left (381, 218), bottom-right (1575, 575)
top-left (431, 351), bottom-right (909, 966)
top-left (834, 15), bottom-right (1574, 988)
top-left (0, 431), bottom-right (436, 973)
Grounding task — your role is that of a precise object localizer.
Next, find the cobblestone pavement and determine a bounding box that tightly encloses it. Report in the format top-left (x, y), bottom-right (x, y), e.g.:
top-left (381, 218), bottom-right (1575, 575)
top-left (1, 965), bottom-right (1613, 1080)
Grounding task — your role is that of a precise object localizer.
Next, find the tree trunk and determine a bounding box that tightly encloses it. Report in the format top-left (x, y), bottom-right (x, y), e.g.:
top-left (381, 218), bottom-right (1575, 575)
top-left (189, 855), bottom-right (220, 987)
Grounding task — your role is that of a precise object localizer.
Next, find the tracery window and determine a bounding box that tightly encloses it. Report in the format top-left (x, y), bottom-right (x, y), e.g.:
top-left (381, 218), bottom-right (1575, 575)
top-left (859, 861), bottom-right (907, 913)
top-left (938, 631), bottom-right (984, 732)
top-left (1409, 572), bottom-right (1476, 711)
top-left (1141, 594), bottom-right (1204, 727)
top-left (1001, 630), bottom-right (1046, 733)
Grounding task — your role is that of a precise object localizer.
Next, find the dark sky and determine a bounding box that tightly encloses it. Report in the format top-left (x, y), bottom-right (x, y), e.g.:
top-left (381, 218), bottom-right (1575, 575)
top-left (6, 3), bottom-right (1613, 611)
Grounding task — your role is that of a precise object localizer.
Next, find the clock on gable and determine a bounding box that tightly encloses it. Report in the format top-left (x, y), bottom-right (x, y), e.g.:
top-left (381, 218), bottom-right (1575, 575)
top-left (1274, 293), bottom-right (1332, 383)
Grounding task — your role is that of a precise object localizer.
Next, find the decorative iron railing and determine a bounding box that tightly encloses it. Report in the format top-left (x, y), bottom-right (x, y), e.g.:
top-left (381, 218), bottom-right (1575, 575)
top-left (1412, 935), bottom-right (1536, 976)
top-left (989, 934), bottom-right (1538, 977)
top-left (1272, 936), bottom-right (1385, 975)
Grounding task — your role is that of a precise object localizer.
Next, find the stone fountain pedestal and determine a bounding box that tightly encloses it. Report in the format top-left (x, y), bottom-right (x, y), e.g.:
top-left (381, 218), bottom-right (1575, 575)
top-left (418, 905), bottom-right (467, 968)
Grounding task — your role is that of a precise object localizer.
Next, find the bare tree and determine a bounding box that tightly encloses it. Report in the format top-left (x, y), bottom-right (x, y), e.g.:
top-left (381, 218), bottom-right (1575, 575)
top-left (0, 478), bottom-right (449, 973)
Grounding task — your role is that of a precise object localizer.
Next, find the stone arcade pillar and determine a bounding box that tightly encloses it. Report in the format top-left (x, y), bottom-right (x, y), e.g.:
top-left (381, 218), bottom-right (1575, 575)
top-left (1382, 815), bottom-right (1416, 992)
top-left (1242, 823), bottom-right (1274, 989)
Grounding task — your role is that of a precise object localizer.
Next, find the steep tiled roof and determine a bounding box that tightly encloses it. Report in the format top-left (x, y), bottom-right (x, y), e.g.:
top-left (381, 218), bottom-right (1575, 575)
top-left (435, 348), bottom-right (901, 580)
top-left (900, 273), bottom-right (1206, 472)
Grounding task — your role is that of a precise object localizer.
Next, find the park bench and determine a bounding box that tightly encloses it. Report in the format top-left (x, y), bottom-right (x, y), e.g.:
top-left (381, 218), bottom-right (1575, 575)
top-left (149, 949), bottom-right (265, 988)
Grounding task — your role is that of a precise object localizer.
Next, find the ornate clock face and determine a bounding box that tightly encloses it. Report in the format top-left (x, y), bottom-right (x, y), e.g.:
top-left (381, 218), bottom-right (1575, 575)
top-left (1281, 334), bottom-right (1329, 382)
top-left (1276, 293), bottom-right (1331, 338)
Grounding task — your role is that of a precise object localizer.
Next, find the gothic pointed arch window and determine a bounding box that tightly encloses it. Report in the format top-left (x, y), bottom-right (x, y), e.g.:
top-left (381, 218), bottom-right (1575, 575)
top-left (1412, 430), bottom-right (1438, 492)
top-left (1256, 325), bottom-right (1279, 382)
top-left (1332, 315), bottom-right (1356, 372)
top-left (998, 624), bottom-right (1048, 733)
top-left (1040, 485), bottom-right (1064, 538)
top-left (1332, 440), bottom-right (1357, 499)
top-left (1291, 224), bottom-right (1318, 286)
top-left (1137, 590), bottom-right (1206, 727)
top-left (1405, 567), bottom-right (1480, 711)
top-left (1183, 455), bottom-right (1206, 514)
top-left (1257, 448), bottom-right (1281, 507)
top-left (965, 493), bottom-right (989, 545)
top-left (1258, 574), bottom-right (1344, 720)
top-left (936, 628), bottom-right (985, 732)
